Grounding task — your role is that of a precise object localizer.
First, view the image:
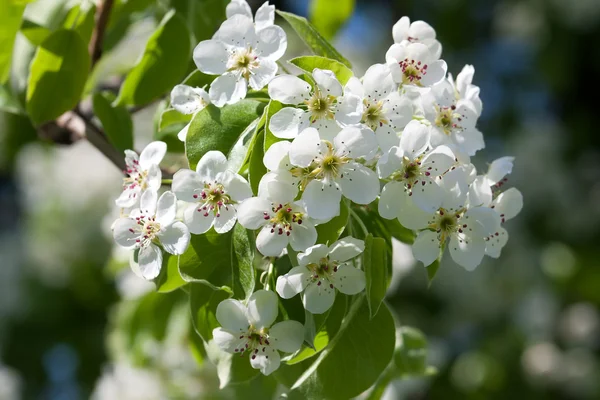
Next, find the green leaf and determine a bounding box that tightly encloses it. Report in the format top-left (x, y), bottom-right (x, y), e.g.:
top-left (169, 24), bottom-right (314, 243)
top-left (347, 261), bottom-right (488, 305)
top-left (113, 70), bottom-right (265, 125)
top-left (20, 19), bottom-right (52, 46)
top-left (363, 234), bottom-right (389, 319)
top-left (62, 2), bottom-right (96, 43)
top-left (382, 216), bottom-right (415, 244)
top-left (92, 91), bottom-right (133, 152)
top-left (171, 0), bottom-right (228, 43)
top-left (0, 1), bottom-right (26, 83)
top-left (177, 224), bottom-right (255, 299)
top-left (190, 283), bottom-right (231, 342)
top-left (0, 84), bottom-right (25, 114)
top-left (309, 0), bottom-right (355, 40)
top-left (248, 119), bottom-right (267, 195)
top-left (116, 10), bottom-right (191, 106)
top-left (159, 108), bottom-right (193, 131)
top-left (276, 10), bottom-right (351, 69)
top-left (394, 326), bottom-right (434, 377)
top-left (155, 253), bottom-right (188, 293)
top-left (263, 100), bottom-right (284, 152)
top-left (283, 298), bottom-right (396, 399)
top-left (26, 29), bottom-right (90, 125)
top-left (426, 259), bottom-right (441, 285)
top-left (289, 56), bottom-right (354, 85)
top-left (185, 99), bottom-right (266, 171)
top-left (316, 200), bottom-right (349, 245)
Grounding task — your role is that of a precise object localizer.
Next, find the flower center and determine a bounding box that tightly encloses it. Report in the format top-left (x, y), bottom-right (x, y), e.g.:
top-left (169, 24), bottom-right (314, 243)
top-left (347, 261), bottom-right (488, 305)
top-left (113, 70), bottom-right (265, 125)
top-left (434, 105), bottom-right (462, 135)
top-left (233, 327), bottom-right (272, 360)
top-left (228, 47), bottom-right (260, 81)
top-left (193, 182), bottom-right (232, 217)
top-left (362, 99), bottom-right (388, 130)
top-left (132, 214), bottom-right (161, 247)
top-left (306, 257), bottom-right (339, 289)
top-left (389, 156), bottom-right (434, 193)
top-left (123, 160), bottom-right (149, 191)
top-left (305, 89), bottom-right (336, 122)
top-left (263, 203), bottom-right (304, 236)
top-left (398, 58), bottom-right (428, 86)
top-left (428, 208), bottom-right (469, 243)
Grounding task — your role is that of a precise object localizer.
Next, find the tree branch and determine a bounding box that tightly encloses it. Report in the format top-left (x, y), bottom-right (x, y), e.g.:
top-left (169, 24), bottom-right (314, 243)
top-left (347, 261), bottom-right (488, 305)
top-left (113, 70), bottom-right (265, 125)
top-left (89, 0), bottom-right (114, 68)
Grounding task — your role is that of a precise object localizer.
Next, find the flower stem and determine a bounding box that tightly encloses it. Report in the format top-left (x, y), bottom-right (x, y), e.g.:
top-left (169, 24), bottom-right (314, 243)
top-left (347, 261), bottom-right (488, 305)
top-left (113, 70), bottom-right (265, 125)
top-left (347, 204), bottom-right (369, 237)
top-left (264, 258), bottom-right (275, 291)
top-left (161, 178), bottom-right (173, 185)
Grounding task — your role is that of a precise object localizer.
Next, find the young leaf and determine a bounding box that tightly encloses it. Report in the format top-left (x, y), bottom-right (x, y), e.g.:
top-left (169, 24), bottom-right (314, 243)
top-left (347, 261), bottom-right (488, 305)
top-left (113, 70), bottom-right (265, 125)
top-left (363, 234), bottom-right (389, 319)
top-left (20, 19), bottom-right (52, 46)
top-left (248, 122), bottom-right (267, 195)
top-left (0, 84), bottom-right (24, 115)
top-left (309, 0), bottom-right (355, 40)
top-left (289, 56), bottom-right (354, 85)
top-left (426, 259), bottom-right (441, 285)
top-left (26, 29), bottom-right (90, 125)
top-left (62, 2), bottom-right (96, 43)
top-left (177, 224), bottom-right (255, 299)
top-left (158, 108), bottom-right (193, 131)
top-left (315, 200), bottom-right (349, 245)
top-left (263, 100), bottom-right (284, 152)
top-left (185, 99), bottom-right (266, 170)
top-left (154, 253), bottom-right (188, 293)
top-left (189, 283), bottom-right (231, 342)
top-left (0, 1), bottom-right (26, 83)
top-left (92, 91), bottom-right (134, 152)
top-left (276, 10), bottom-right (352, 68)
top-left (116, 10), bottom-right (191, 106)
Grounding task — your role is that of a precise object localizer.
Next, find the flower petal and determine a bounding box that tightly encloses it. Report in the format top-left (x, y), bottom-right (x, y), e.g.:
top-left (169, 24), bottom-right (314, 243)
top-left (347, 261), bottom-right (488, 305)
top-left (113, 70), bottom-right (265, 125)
top-left (255, 2), bottom-right (275, 30)
top-left (139, 189), bottom-right (157, 215)
top-left (302, 179), bottom-right (342, 221)
top-left (221, 170), bottom-right (252, 201)
top-left (492, 188), bottom-right (523, 221)
top-left (256, 225), bottom-right (288, 256)
top-left (289, 220), bottom-right (318, 252)
top-left (113, 218), bottom-right (140, 249)
top-left (362, 63), bottom-right (395, 100)
top-left (411, 176), bottom-right (444, 213)
top-left (375, 124), bottom-right (400, 154)
top-left (146, 164), bottom-right (162, 192)
top-left (269, 107), bottom-right (307, 139)
top-left (449, 233), bottom-right (485, 271)
top-left (335, 94), bottom-right (363, 126)
top-left (268, 75), bottom-right (311, 104)
top-left (269, 320), bottom-right (304, 353)
top-left (216, 298), bottom-right (250, 332)
top-left (399, 120), bottom-right (429, 159)
top-left (288, 127), bottom-right (322, 167)
top-left (196, 150), bottom-right (228, 181)
top-left (312, 68), bottom-right (342, 97)
top-left (392, 16), bottom-right (410, 43)
top-left (249, 58), bottom-right (278, 90)
top-left (237, 197), bottom-right (272, 230)
top-left (420, 59), bottom-right (447, 87)
top-left (334, 126), bottom-right (379, 161)
top-left (172, 169), bottom-right (203, 202)
top-left (486, 156), bottom-right (515, 185)
top-left (297, 244), bottom-right (329, 266)
top-left (250, 345), bottom-right (280, 375)
top-left (331, 265), bottom-right (366, 295)
top-left (115, 186), bottom-right (141, 208)
top-left (170, 84), bottom-right (203, 114)
top-left (213, 327), bottom-right (246, 353)
top-left (213, 204), bottom-right (237, 234)
top-left (184, 204), bottom-right (215, 234)
top-left (263, 140), bottom-right (291, 171)
top-left (214, 14), bottom-right (257, 48)
top-left (337, 163), bottom-right (380, 205)
top-left (378, 181), bottom-right (404, 219)
top-left (276, 266), bottom-right (311, 298)
top-left (412, 230), bottom-right (440, 267)
top-left (193, 39), bottom-right (229, 74)
top-left (158, 221), bottom-right (190, 255)
top-left (226, 0), bottom-right (252, 19)
top-left (256, 25), bottom-right (287, 60)
top-left (247, 290), bottom-right (278, 329)
top-left (139, 141), bottom-right (167, 169)
top-left (138, 243), bottom-right (163, 280)
top-left (302, 281), bottom-right (335, 314)
top-left (209, 73), bottom-right (248, 107)
top-left (485, 227), bottom-right (509, 258)
top-left (397, 194), bottom-right (432, 230)
top-left (377, 146), bottom-right (403, 179)
top-left (177, 122), bottom-right (190, 142)
top-left (156, 191), bottom-right (177, 225)
top-left (328, 237), bottom-right (365, 262)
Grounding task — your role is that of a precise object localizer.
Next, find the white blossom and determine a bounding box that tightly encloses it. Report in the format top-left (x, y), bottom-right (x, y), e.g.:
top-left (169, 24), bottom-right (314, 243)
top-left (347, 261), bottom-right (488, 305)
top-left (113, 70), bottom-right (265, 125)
top-left (237, 173), bottom-right (317, 256)
top-left (386, 42), bottom-right (447, 89)
top-left (193, 13), bottom-right (286, 107)
top-left (392, 16), bottom-right (442, 60)
top-left (172, 151), bottom-right (252, 234)
top-left (227, 0), bottom-right (275, 32)
top-left (268, 68), bottom-right (362, 140)
top-left (113, 190), bottom-right (190, 280)
top-left (115, 141), bottom-right (166, 208)
top-left (170, 84), bottom-right (211, 142)
top-left (276, 237), bottom-right (366, 314)
top-left (288, 126), bottom-right (380, 220)
top-left (213, 290), bottom-right (304, 375)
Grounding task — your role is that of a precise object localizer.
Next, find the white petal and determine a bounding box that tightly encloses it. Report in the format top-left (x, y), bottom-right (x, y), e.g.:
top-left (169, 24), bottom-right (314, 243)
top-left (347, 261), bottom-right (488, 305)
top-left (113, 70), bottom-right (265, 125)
top-left (263, 140), bottom-right (291, 171)
top-left (209, 73), bottom-right (248, 107)
top-left (362, 63), bottom-right (395, 100)
top-left (172, 169), bottom-right (203, 202)
top-left (302, 281), bottom-right (335, 314)
top-left (337, 163), bottom-right (380, 205)
top-left (297, 244), bottom-right (329, 266)
top-left (420, 59), bottom-right (447, 87)
top-left (467, 176), bottom-right (493, 207)
top-left (269, 320), bottom-right (304, 353)
top-left (276, 266), bottom-right (311, 298)
top-left (250, 345), bottom-right (280, 375)
top-left (449, 233), bottom-right (485, 271)
top-left (311, 118), bottom-right (341, 141)
top-left (221, 171), bottom-right (252, 201)
top-left (226, 0), bottom-right (252, 19)
top-left (247, 290), bottom-right (278, 329)
top-left (193, 39), bottom-right (229, 74)
top-left (146, 164), bottom-right (162, 192)
top-left (328, 237), bottom-right (365, 262)
top-left (269, 107), bottom-right (307, 139)
top-left (411, 176), bottom-right (444, 213)
top-left (257, 171), bottom-right (297, 204)
top-left (139, 141), bottom-right (167, 169)
top-left (399, 120), bottom-right (429, 159)
top-left (158, 221), bottom-right (190, 255)
top-left (115, 186), bottom-right (141, 208)
top-left (464, 207), bottom-right (500, 236)
top-left (334, 126), bottom-right (379, 161)
top-left (485, 227), bottom-right (508, 258)
top-left (375, 125), bottom-right (400, 154)
top-left (486, 156), bottom-right (515, 185)
top-left (256, 25), bottom-right (287, 60)
top-left (268, 75), bottom-right (311, 104)
top-left (421, 145), bottom-right (456, 175)
top-left (138, 243), bottom-right (163, 280)
top-left (113, 218), bottom-right (140, 249)
top-left (214, 204), bottom-right (237, 233)
top-left (456, 64), bottom-right (475, 98)
top-left (216, 298), bottom-right (250, 332)
top-left (377, 146), bottom-right (403, 179)
top-left (335, 94), bottom-right (363, 126)
top-left (249, 58), bottom-right (278, 90)
top-left (170, 84), bottom-right (203, 114)
top-left (156, 191), bottom-right (177, 225)
top-left (213, 327), bottom-right (246, 353)
top-left (237, 197), bottom-right (271, 230)
top-left (344, 76), bottom-right (364, 98)
top-left (177, 122), bottom-right (190, 142)
top-left (492, 188), bottom-right (523, 221)
top-left (397, 194), bottom-right (432, 230)
top-left (331, 265), bottom-right (366, 295)
top-left (255, 2), bottom-right (275, 30)
top-left (256, 225), bottom-right (288, 256)
top-left (289, 220), bottom-right (317, 252)
top-left (378, 182), bottom-right (404, 219)
top-left (139, 189), bottom-right (157, 215)
top-left (385, 43), bottom-right (407, 64)
top-left (384, 92), bottom-right (413, 129)
top-left (412, 230), bottom-right (440, 267)
top-left (288, 127), bottom-right (322, 167)
top-left (184, 204), bottom-right (215, 234)
top-left (409, 20), bottom-right (436, 41)
top-left (392, 17), bottom-right (410, 43)
top-left (215, 14), bottom-right (257, 48)
top-left (454, 127), bottom-right (485, 156)
top-left (312, 68), bottom-right (342, 97)
top-left (196, 150), bottom-right (228, 181)
top-left (302, 179), bottom-right (342, 221)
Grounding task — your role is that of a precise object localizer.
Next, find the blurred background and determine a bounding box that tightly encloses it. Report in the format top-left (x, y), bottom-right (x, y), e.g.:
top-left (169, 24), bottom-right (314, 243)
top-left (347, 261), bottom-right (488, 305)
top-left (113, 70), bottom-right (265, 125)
top-left (1, 0), bottom-right (599, 398)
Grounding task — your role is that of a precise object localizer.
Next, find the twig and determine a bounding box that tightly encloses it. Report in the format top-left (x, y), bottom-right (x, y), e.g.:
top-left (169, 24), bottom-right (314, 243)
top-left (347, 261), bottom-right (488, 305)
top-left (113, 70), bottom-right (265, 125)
top-left (89, 0), bottom-right (114, 68)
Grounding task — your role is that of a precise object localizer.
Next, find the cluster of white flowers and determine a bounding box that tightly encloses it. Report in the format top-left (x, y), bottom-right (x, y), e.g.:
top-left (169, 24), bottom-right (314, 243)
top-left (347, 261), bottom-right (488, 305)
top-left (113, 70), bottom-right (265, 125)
top-left (110, 1), bottom-right (522, 376)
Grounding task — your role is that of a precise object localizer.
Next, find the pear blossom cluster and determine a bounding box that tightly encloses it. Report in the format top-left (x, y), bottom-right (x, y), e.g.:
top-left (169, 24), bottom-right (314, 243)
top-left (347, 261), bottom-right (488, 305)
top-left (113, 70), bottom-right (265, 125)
top-left (109, 0), bottom-right (522, 376)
